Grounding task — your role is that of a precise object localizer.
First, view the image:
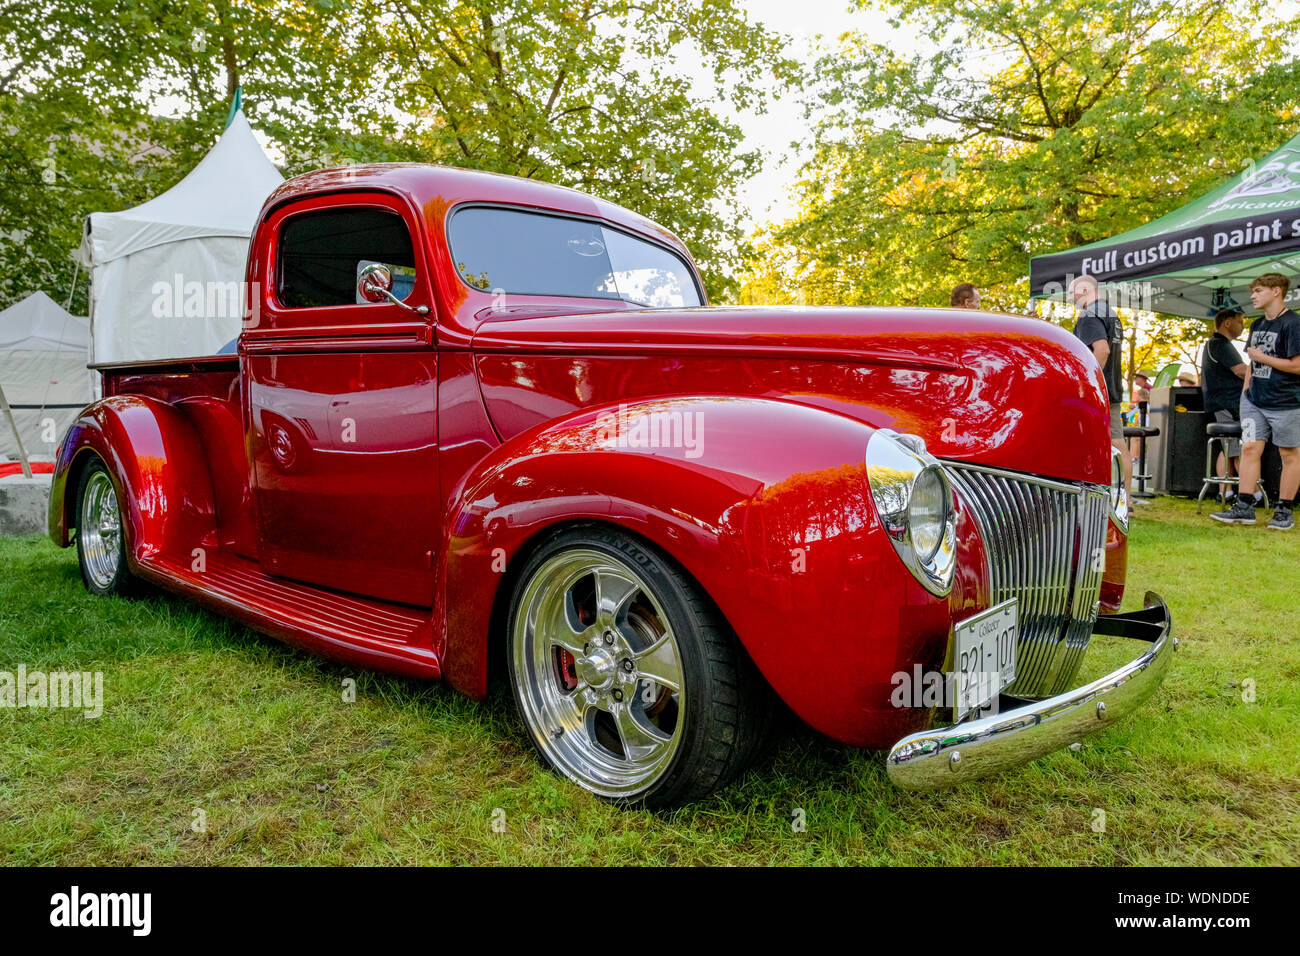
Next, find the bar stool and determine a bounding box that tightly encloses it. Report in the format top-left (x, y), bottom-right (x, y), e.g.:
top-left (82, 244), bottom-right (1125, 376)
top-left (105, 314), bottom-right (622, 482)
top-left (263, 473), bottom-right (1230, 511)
top-left (1123, 424), bottom-right (1159, 498)
top-left (1196, 421), bottom-right (1268, 512)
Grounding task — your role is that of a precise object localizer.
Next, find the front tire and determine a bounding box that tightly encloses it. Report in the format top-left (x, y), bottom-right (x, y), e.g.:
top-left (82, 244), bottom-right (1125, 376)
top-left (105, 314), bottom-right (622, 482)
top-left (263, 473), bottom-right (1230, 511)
top-left (75, 457), bottom-right (136, 596)
top-left (506, 525), bottom-right (772, 807)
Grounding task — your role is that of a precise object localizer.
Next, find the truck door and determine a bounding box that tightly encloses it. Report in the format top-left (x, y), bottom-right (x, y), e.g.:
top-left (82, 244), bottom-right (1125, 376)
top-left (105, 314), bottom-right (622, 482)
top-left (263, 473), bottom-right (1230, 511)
top-left (243, 192), bottom-right (438, 606)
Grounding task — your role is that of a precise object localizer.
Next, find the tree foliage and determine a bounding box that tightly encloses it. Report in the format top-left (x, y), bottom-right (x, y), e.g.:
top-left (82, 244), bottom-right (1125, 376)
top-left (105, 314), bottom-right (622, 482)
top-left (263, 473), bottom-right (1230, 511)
top-left (741, 0), bottom-right (1300, 363)
top-left (347, 0), bottom-right (795, 298)
top-left (0, 0), bottom-right (382, 311)
top-left (0, 0), bottom-right (795, 311)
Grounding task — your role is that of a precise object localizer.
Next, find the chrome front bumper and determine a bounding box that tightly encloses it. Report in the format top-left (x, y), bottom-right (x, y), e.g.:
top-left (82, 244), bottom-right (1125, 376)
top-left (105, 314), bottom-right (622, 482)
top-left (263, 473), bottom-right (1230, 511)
top-left (886, 592), bottom-right (1175, 789)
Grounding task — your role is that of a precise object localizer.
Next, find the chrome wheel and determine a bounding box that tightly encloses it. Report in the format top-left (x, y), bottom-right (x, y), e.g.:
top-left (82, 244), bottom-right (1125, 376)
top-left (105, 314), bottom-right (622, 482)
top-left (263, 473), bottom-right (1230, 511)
top-left (79, 469), bottom-right (123, 590)
top-left (511, 548), bottom-right (686, 797)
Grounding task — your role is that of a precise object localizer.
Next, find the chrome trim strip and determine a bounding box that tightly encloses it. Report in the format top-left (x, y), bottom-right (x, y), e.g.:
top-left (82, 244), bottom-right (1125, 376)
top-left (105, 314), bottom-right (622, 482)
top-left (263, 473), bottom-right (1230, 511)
top-left (939, 460), bottom-right (1099, 496)
top-left (886, 592), bottom-right (1174, 789)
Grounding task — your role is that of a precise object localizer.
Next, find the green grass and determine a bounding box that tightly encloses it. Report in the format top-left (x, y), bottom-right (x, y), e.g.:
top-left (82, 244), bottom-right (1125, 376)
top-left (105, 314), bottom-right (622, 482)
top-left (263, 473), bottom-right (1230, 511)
top-left (1, 496), bottom-right (1296, 865)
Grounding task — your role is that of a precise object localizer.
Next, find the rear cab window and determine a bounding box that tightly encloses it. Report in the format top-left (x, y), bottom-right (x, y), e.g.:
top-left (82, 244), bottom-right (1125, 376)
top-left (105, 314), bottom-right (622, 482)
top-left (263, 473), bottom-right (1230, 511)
top-left (251, 193), bottom-right (432, 338)
top-left (278, 207), bottom-right (417, 308)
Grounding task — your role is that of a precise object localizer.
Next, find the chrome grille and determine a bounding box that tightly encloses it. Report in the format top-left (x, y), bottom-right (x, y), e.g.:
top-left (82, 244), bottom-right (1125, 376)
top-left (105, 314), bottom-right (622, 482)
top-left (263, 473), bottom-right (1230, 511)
top-left (944, 462), bottom-right (1111, 697)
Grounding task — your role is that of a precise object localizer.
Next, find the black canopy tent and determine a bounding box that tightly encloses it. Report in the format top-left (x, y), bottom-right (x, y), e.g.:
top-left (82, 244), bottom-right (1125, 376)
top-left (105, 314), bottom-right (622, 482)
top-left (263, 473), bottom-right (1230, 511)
top-left (1030, 131), bottom-right (1300, 317)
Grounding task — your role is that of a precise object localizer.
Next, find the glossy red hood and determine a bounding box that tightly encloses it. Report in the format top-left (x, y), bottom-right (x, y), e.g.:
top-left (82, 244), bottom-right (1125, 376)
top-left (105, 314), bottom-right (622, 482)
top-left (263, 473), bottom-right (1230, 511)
top-left (469, 305), bottom-right (1113, 485)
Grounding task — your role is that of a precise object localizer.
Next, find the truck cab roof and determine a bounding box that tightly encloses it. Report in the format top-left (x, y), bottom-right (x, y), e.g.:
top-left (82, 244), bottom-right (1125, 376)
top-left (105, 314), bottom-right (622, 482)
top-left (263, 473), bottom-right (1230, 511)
top-left (261, 163), bottom-right (690, 258)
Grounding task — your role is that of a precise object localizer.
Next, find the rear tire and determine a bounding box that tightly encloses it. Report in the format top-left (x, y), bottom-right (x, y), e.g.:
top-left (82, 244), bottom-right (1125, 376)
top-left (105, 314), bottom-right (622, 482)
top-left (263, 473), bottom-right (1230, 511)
top-left (506, 524), bottom-right (774, 808)
top-left (75, 457), bottom-right (137, 596)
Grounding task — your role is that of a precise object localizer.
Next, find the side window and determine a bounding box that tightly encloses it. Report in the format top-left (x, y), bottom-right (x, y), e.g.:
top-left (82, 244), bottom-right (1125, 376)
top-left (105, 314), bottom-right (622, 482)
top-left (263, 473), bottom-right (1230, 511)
top-left (278, 207), bottom-right (416, 308)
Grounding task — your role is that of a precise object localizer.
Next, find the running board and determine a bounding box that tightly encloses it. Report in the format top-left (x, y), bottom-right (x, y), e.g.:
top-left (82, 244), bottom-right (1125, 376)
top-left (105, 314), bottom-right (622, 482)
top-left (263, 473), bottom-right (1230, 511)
top-left (135, 550), bottom-right (440, 679)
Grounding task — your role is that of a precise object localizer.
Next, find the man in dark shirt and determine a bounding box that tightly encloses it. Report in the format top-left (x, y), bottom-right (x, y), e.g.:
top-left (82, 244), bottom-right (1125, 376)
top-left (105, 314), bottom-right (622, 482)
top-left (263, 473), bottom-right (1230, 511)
top-left (1069, 275), bottom-right (1129, 489)
top-left (1201, 307), bottom-right (1248, 502)
top-left (1212, 273), bottom-right (1300, 530)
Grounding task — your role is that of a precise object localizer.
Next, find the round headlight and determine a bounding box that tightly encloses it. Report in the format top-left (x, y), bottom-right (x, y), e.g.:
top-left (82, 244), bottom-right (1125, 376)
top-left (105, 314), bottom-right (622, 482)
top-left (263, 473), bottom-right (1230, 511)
top-left (866, 429), bottom-right (958, 597)
top-left (908, 465), bottom-right (949, 560)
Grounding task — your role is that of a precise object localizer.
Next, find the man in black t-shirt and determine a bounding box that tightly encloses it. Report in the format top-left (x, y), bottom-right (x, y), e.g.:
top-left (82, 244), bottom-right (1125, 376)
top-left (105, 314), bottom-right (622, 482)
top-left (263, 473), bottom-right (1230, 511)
top-left (1201, 307), bottom-right (1248, 502)
top-left (1211, 273), bottom-right (1300, 530)
top-left (1069, 275), bottom-right (1129, 489)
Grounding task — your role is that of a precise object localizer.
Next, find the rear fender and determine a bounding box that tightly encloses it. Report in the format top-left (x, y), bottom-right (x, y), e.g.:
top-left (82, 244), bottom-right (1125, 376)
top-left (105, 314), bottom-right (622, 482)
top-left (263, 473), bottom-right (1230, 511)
top-left (440, 396), bottom-right (958, 747)
top-left (49, 396), bottom-right (217, 568)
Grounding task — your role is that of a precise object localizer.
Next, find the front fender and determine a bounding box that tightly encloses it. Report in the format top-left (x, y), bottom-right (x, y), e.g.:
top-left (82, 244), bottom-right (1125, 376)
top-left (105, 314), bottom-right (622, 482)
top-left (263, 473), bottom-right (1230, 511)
top-left (441, 395), bottom-right (965, 747)
top-left (48, 396), bottom-right (216, 568)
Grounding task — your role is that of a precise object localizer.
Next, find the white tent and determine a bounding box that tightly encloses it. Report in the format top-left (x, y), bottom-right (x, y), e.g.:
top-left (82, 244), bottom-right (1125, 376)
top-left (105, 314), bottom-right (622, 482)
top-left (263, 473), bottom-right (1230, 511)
top-left (0, 291), bottom-right (92, 460)
top-left (78, 110), bottom-right (283, 366)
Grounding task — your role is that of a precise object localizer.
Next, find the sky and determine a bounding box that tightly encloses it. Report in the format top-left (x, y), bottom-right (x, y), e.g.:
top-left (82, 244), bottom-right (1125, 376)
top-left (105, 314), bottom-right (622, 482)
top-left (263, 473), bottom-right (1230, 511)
top-left (716, 0), bottom-right (908, 229)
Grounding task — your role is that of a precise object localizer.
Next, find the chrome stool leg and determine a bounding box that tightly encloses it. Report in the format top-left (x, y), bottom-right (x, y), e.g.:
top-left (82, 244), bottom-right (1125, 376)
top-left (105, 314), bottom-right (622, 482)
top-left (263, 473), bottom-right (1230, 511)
top-left (1198, 435), bottom-right (1240, 513)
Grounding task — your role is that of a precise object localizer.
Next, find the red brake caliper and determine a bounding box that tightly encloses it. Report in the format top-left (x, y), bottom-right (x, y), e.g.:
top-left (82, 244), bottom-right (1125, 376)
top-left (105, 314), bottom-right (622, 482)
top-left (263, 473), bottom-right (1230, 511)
top-left (556, 648), bottom-right (579, 691)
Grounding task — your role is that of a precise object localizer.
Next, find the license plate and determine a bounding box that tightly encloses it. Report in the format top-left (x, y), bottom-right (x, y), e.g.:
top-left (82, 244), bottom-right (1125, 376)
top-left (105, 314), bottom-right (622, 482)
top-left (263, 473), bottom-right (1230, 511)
top-left (953, 599), bottom-right (1018, 720)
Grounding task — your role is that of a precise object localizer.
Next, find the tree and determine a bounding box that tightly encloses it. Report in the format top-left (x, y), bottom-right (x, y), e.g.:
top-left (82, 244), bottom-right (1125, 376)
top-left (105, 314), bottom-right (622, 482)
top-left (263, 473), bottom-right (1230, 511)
top-left (1, 0), bottom-right (161, 309)
top-left (0, 0), bottom-right (367, 312)
top-left (1, 0), bottom-right (795, 312)
top-left (333, 0), bottom-right (797, 299)
top-left (742, 0), bottom-right (1300, 330)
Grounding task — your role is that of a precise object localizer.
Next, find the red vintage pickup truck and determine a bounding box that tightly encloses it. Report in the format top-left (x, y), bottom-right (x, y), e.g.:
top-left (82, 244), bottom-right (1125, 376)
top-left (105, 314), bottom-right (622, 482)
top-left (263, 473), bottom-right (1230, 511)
top-left (49, 164), bottom-right (1174, 806)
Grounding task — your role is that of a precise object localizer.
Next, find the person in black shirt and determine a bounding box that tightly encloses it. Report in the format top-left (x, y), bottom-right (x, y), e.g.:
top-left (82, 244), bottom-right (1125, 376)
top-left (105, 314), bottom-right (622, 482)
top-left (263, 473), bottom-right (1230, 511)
top-left (1201, 307), bottom-right (1248, 502)
top-left (1069, 275), bottom-right (1129, 490)
top-left (1212, 273), bottom-right (1300, 530)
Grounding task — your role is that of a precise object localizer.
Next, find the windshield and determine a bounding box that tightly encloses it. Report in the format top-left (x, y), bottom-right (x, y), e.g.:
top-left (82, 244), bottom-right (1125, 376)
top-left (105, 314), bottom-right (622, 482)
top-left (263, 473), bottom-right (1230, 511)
top-left (447, 206), bottom-right (703, 308)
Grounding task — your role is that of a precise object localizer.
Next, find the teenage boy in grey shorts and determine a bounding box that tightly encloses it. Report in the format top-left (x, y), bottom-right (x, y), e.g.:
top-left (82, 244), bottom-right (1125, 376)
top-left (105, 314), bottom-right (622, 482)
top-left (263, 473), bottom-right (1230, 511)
top-left (1212, 273), bottom-right (1300, 530)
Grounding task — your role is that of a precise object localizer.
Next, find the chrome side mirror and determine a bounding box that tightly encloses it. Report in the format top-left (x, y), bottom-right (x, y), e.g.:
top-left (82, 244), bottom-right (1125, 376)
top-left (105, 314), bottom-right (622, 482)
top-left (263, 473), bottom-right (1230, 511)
top-left (357, 263), bottom-right (430, 315)
top-left (358, 263), bottom-right (393, 303)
